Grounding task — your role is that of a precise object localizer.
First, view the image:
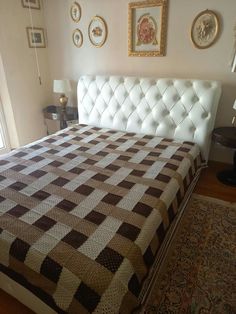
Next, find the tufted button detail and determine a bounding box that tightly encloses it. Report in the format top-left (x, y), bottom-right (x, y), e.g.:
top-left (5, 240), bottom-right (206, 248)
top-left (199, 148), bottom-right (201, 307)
top-left (182, 112), bottom-right (187, 118)
top-left (167, 80), bottom-right (173, 86)
top-left (156, 94), bottom-right (161, 100)
top-left (173, 95), bottom-right (180, 102)
top-left (185, 81), bottom-right (192, 87)
top-left (202, 112), bottom-right (208, 119)
top-left (192, 95), bottom-right (199, 103)
top-left (162, 109), bottom-right (169, 116)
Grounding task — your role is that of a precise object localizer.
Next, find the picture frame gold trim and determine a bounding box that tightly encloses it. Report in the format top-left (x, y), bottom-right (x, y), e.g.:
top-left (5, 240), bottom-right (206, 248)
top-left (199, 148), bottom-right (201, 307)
top-left (88, 16), bottom-right (108, 48)
top-left (191, 9), bottom-right (220, 49)
top-left (26, 27), bottom-right (46, 48)
top-left (70, 2), bottom-right (82, 23)
top-left (128, 0), bottom-right (168, 57)
top-left (72, 29), bottom-right (83, 48)
top-left (22, 0), bottom-right (40, 10)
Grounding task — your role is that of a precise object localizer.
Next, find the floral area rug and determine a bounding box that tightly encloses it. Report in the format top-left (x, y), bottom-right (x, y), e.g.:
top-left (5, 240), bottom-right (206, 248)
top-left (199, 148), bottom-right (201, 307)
top-left (143, 194), bottom-right (236, 314)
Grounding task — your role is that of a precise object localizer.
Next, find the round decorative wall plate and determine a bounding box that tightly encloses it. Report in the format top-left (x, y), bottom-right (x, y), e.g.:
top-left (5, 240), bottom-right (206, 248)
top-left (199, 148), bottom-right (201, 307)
top-left (72, 29), bottom-right (83, 48)
top-left (88, 16), bottom-right (108, 47)
top-left (191, 9), bottom-right (220, 49)
top-left (70, 2), bottom-right (81, 23)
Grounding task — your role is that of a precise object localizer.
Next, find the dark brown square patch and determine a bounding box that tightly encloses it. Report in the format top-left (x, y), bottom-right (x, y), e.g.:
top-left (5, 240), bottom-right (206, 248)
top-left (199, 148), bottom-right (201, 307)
top-left (85, 211), bottom-right (106, 225)
top-left (57, 200), bottom-right (77, 212)
top-left (11, 165), bottom-right (27, 172)
top-left (156, 173), bottom-right (171, 183)
top-left (30, 156), bottom-right (44, 162)
top-left (96, 247), bottom-right (123, 273)
top-left (52, 177), bottom-right (70, 187)
top-left (33, 216), bottom-right (56, 231)
top-left (75, 185), bottom-right (94, 196)
top-left (92, 174), bottom-right (109, 182)
top-left (32, 190), bottom-right (50, 201)
top-left (131, 170), bottom-right (145, 177)
top-left (102, 193), bottom-right (122, 205)
top-left (146, 187), bottom-right (162, 197)
top-left (9, 238), bottom-right (30, 262)
top-left (30, 170), bottom-right (47, 178)
top-left (117, 222), bottom-right (140, 241)
top-left (118, 180), bottom-right (135, 189)
top-left (50, 161), bottom-right (63, 168)
top-left (75, 282), bottom-right (101, 312)
top-left (69, 167), bottom-right (84, 175)
top-left (133, 202), bottom-right (152, 217)
top-left (40, 256), bottom-right (62, 283)
top-left (9, 182), bottom-right (27, 191)
top-left (65, 153), bottom-right (77, 159)
top-left (8, 205), bottom-right (29, 218)
top-left (62, 230), bottom-right (87, 249)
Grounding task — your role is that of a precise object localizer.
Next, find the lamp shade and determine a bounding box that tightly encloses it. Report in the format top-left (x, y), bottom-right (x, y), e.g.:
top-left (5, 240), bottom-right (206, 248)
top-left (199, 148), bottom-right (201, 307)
top-left (233, 99), bottom-right (236, 110)
top-left (53, 79), bottom-right (71, 94)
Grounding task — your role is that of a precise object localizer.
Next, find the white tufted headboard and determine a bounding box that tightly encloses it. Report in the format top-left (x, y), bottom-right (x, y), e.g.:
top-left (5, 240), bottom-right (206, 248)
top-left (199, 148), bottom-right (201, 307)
top-left (77, 75), bottom-right (221, 160)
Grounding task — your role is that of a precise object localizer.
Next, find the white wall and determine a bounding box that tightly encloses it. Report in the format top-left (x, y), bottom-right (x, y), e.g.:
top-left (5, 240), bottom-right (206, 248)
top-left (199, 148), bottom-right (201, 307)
top-left (44, 0), bottom-right (236, 163)
top-left (0, 0), bottom-right (52, 147)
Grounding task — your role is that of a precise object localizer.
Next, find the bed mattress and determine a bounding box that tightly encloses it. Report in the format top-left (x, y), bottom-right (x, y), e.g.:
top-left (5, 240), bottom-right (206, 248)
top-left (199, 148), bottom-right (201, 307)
top-left (0, 124), bottom-right (203, 313)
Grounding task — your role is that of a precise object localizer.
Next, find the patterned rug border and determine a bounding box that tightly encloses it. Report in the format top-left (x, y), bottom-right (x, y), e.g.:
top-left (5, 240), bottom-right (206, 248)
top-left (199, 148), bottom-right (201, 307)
top-left (142, 192), bottom-right (236, 313)
top-left (193, 193), bottom-right (236, 207)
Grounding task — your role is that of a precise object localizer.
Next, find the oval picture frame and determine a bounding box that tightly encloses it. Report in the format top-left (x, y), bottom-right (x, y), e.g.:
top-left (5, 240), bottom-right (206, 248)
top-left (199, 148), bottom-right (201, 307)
top-left (72, 29), bottom-right (83, 48)
top-left (70, 2), bottom-right (81, 23)
top-left (88, 16), bottom-right (108, 48)
top-left (191, 9), bottom-right (220, 49)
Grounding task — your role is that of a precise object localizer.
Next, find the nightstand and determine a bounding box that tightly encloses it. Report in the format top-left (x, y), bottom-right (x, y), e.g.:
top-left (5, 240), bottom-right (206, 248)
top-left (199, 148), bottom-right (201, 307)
top-left (212, 127), bottom-right (236, 186)
top-left (43, 105), bottom-right (78, 134)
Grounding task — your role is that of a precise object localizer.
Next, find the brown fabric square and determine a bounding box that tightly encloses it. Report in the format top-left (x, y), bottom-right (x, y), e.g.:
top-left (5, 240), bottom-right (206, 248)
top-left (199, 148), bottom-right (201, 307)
top-left (133, 202), bottom-right (152, 217)
top-left (62, 230), bottom-right (87, 249)
top-left (13, 152), bottom-right (27, 157)
top-left (92, 174), bottom-right (109, 182)
top-left (85, 211), bottom-right (106, 225)
top-left (52, 177), bottom-right (70, 187)
top-left (117, 155), bottom-right (130, 161)
top-left (131, 170), bottom-right (145, 177)
top-left (102, 193), bottom-right (122, 205)
top-left (30, 144), bottom-right (41, 150)
top-left (106, 164), bottom-right (119, 171)
top-left (84, 158), bottom-right (96, 165)
top-left (30, 170), bottom-right (47, 178)
top-left (69, 167), bottom-right (84, 175)
top-left (33, 216), bottom-right (56, 231)
top-left (65, 153), bottom-right (77, 159)
top-left (75, 282), bottom-right (101, 312)
top-left (148, 152), bottom-right (161, 157)
top-left (118, 180), bottom-right (135, 189)
top-left (165, 163), bottom-right (178, 170)
top-left (140, 160), bottom-right (154, 166)
top-left (146, 187), bottom-right (163, 197)
top-left (50, 160), bottom-right (63, 167)
top-left (11, 165), bottom-right (26, 172)
top-left (96, 247), bottom-right (123, 273)
top-left (77, 146), bottom-right (88, 152)
top-left (172, 154), bottom-right (184, 161)
top-left (32, 190), bottom-right (50, 201)
top-left (57, 199), bottom-right (77, 212)
top-left (127, 148), bottom-right (138, 153)
top-left (9, 182), bottom-right (27, 191)
top-left (117, 222), bottom-right (140, 241)
top-left (156, 173), bottom-right (171, 183)
top-left (60, 142), bottom-right (71, 147)
top-left (30, 156), bottom-right (44, 162)
top-left (8, 205), bottom-right (29, 218)
top-left (0, 175), bottom-right (5, 182)
top-left (47, 149), bottom-right (58, 154)
top-left (40, 256), bottom-right (62, 283)
top-left (136, 141), bottom-right (146, 146)
top-left (75, 184), bottom-right (94, 196)
top-left (9, 238), bottom-right (30, 262)
top-left (97, 151), bottom-right (108, 157)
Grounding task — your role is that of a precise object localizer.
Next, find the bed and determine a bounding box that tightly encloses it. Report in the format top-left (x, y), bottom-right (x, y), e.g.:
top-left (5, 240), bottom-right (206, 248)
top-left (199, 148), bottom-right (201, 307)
top-left (0, 76), bottom-right (221, 313)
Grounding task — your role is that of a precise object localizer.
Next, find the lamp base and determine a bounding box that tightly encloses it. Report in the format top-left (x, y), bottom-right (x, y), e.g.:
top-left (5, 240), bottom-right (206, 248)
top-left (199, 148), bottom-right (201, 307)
top-left (59, 94), bottom-right (68, 108)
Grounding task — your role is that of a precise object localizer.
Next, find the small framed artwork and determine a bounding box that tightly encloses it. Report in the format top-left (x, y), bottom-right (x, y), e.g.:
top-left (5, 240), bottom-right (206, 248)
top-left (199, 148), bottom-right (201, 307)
top-left (70, 2), bottom-right (81, 23)
top-left (128, 0), bottom-right (168, 57)
top-left (88, 16), bottom-right (108, 48)
top-left (26, 27), bottom-right (46, 48)
top-left (191, 9), bottom-right (220, 49)
top-left (22, 0), bottom-right (40, 10)
top-left (72, 29), bottom-right (83, 48)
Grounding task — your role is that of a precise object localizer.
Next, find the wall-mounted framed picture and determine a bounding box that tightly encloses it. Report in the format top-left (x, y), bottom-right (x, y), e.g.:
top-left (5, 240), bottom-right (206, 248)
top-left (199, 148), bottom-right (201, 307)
top-left (22, 0), bottom-right (40, 10)
top-left (128, 0), bottom-right (168, 57)
top-left (72, 29), bottom-right (83, 48)
top-left (191, 9), bottom-right (220, 49)
top-left (26, 27), bottom-right (46, 48)
top-left (88, 16), bottom-right (108, 48)
top-left (70, 2), bottom-right (81, 23)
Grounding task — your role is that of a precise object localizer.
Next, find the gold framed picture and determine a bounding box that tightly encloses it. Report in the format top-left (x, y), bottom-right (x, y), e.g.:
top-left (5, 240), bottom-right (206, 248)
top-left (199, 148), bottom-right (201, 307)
top-left (70, 2), bottom-right (81, 23)
top-left (128, 0), bottom-right (168, 57)
top-left (72, 29), bottom-right (83, 48)
top-left (26, 27), bottom-right (46, 48)
top-left (88, 16), bottom-right (108, 48)
top-left (191, 9), bottom-right (220, 49)
top-left (22, 0), bottom-right (40, 10)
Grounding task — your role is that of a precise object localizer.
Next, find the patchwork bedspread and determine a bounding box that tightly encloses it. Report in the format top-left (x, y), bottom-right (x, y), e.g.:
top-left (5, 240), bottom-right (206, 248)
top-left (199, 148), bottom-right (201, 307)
top-left (0, 124), bottom-right (203, 313)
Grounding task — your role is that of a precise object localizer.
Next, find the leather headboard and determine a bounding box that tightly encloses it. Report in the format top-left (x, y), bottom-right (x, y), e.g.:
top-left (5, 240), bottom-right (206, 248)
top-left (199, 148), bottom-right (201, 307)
top-left (77, 75), bottom-right (221, 160)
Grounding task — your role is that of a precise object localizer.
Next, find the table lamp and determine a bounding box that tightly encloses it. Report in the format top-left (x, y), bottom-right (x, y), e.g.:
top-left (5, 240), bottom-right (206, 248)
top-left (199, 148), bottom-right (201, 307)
top-left (232, 100), bottom-right (236, 125)
top-left (53, 79), bottom-right (72, 110)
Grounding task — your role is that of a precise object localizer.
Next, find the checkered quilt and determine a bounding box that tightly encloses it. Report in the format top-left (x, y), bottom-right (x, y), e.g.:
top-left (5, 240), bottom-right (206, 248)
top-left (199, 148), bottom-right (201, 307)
top-left (0, 124), bottom-right (203, 313)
